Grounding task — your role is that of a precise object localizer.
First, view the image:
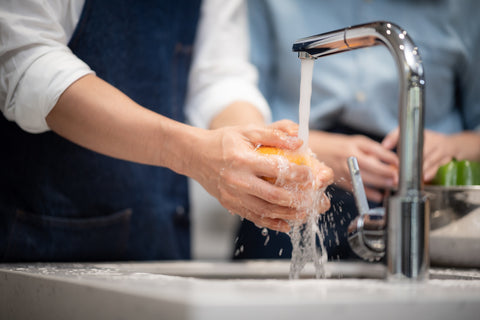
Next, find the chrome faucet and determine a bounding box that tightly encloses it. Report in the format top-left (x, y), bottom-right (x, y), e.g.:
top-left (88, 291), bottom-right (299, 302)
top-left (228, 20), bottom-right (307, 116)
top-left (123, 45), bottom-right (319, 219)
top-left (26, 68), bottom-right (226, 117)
top-left (293, 21), bottom-right (429, 280)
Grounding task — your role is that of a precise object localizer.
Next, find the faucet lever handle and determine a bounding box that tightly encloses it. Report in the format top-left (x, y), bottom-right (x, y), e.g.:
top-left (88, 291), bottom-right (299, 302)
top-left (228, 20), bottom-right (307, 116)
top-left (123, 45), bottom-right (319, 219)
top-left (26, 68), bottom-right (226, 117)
top-left (347, 156), bottom-right (370, 215)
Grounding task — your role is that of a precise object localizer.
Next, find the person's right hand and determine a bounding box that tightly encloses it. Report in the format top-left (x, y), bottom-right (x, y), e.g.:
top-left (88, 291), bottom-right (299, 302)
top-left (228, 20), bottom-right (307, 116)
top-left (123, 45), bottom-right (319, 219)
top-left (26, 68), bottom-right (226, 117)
top-left (309, 131), bottom-right (399, 203)
top-left (190, 120), bottom-right (333, 233)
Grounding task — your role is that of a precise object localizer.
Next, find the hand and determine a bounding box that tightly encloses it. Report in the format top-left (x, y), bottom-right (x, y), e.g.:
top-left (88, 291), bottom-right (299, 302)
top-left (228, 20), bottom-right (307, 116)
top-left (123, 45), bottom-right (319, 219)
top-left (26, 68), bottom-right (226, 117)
top-left (259, 146), bottom-right (334, 220)
top-left (191, 120), bottom-right (327, 232)
top-left (310, 130), bottom-right (398, 203)
top-left (383, 128), bottom-right (480, 183)
top-left (297, 154), bottom-right (333, 216)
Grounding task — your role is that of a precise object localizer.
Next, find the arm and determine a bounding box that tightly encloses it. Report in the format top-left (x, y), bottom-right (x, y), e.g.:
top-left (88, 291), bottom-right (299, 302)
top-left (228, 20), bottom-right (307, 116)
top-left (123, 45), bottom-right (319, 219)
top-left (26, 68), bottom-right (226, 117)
top-left (47, 73), bottom-right (313, 232)
top-left (1, 0), bottom-right (314, 232)
top-left (0, 0), bottom-right (90, 133)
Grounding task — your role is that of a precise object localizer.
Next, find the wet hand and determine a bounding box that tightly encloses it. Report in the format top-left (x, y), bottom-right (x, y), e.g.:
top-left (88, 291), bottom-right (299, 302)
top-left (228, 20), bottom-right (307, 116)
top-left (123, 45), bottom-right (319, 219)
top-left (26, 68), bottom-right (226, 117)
top-left (255, 146), bottom-right (333, 218)
top-left (192, 120), bottom-right (326, 232)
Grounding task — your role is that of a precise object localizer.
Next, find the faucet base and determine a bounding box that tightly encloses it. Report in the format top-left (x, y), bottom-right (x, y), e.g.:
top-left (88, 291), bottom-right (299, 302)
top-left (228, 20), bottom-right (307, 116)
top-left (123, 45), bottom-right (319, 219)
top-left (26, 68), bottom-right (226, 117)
top-left (387, 193), bottom-right (430, 280)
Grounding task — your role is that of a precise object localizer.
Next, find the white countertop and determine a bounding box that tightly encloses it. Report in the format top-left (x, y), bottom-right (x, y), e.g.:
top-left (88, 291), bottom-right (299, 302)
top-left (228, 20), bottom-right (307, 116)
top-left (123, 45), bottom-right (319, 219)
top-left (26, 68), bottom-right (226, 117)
top-left (2, 260), bottom-right (480, 320)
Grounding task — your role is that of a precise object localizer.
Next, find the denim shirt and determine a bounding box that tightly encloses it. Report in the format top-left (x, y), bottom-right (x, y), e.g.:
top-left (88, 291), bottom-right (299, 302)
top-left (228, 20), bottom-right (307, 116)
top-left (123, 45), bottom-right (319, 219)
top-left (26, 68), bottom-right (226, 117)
top-left (0, 0), bottom-right (200, 261)
top-left (248, 0), bottom-right (480, 136)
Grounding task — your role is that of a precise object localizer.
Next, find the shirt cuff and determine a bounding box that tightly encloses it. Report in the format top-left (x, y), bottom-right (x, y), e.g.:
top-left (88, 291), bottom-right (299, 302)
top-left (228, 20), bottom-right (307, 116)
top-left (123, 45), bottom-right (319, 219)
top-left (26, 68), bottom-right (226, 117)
top-left (9, 48), bottom-right (93, 133)
top-left (185, 77), bottom-right (272, 129)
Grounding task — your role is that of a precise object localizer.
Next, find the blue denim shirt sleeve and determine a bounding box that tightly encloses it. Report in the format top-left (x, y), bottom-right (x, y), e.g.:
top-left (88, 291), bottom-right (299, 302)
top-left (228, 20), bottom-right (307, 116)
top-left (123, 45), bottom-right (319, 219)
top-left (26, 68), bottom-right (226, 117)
top-left (248, 0), bottom-right (480, 135)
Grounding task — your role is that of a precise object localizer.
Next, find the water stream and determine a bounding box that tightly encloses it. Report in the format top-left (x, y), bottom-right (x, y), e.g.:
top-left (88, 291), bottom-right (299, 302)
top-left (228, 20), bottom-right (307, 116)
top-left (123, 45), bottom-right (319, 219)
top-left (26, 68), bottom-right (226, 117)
top-left (287, 58), bottom-right (328, 279)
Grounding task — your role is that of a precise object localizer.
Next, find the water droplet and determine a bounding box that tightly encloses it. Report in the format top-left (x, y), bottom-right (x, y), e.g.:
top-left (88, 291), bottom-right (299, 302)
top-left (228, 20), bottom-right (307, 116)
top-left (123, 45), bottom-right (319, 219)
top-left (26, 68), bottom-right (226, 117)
top-left (264, 235), bottom-right (270, 246)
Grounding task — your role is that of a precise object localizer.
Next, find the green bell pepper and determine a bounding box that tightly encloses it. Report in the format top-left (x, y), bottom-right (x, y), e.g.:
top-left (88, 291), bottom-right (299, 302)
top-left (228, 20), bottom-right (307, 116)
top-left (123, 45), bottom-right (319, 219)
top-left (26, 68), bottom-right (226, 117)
top-left (432, 159), bottom-right (480, 186)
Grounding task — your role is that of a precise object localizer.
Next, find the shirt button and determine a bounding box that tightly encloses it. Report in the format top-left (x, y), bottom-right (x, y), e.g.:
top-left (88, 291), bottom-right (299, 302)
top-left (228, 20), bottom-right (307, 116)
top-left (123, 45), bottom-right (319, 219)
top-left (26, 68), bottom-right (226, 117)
top-left (355, 91), bottom-right (366, 103)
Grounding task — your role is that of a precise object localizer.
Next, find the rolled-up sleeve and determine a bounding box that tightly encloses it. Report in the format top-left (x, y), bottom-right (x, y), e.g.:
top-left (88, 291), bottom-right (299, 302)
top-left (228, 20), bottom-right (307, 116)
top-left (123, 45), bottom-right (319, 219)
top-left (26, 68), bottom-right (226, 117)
top-left (185, 0), bottom-right (271, 129)
top-left (0, 0), bottom-right (92, 133)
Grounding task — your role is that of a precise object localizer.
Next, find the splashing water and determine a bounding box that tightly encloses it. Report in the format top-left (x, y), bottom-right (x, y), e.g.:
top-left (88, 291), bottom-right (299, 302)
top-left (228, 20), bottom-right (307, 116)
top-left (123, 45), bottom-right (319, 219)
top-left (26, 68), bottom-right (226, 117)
top-left (274, 153), bottom-right (329, 280)
top-left (287, 180), bottom-right (328, 280)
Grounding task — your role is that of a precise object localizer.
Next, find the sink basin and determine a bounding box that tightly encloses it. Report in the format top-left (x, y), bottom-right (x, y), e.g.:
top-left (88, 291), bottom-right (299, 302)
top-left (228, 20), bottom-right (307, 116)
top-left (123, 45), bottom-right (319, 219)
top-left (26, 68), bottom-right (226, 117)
top-left (94, 260), bottom-right (480, 280)
top-left (1, 260), bottom-right (480, 320)
top-left (96, 260), bottom-right (385, 279)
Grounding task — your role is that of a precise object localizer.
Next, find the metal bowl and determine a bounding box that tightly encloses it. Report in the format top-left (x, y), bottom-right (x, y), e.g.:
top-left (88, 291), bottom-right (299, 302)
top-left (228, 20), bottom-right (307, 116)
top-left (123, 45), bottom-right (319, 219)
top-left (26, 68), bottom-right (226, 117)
top-left (425, 185), bottom-right (480, 267)
top-left (425, 185), bottom-right (480, 230)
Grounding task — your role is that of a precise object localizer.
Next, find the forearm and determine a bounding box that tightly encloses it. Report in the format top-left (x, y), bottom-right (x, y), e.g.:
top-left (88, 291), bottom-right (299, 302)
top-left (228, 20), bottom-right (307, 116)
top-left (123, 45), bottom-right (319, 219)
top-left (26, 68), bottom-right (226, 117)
top-left (209, 101), bottom-right (266, 129)
top-left (46, 74), bottom-right (203, 176)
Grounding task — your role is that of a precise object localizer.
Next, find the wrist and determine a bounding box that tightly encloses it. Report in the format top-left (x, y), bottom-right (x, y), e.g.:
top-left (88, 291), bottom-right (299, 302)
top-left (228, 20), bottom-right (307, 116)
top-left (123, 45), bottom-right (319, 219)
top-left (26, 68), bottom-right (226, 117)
top-left (154, 119), bottom-right (208, 178)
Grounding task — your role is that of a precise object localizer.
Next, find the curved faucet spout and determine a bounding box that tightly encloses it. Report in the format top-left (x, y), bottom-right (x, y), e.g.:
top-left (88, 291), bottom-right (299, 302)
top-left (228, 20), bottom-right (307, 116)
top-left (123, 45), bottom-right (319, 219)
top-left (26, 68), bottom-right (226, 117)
top-left (293, 21), bottom-right (429, 280)
top-left (293, 21), bottom-right (424, 194)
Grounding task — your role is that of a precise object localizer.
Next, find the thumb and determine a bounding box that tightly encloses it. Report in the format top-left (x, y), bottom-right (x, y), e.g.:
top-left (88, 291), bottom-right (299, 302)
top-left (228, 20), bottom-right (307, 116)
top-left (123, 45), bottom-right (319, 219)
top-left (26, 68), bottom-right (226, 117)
top-left (247, 126), bottom-right (303, 151)
top-left (268, 119), bottom-right (299, 137)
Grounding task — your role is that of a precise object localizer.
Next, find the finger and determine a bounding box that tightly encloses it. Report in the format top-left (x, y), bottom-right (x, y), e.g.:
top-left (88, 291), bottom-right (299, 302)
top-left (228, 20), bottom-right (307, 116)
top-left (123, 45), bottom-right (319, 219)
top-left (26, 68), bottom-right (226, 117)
top-left (359, 156), bottom-right (397, 182)
top-left (382, 127), bottom-right (400, 150)
top-left (269, 119), bottom-right (299, 137)
top-left (424, 165), bottom-right (440, 183)
top-left (361, 168), bottom-right (395, 190)
top-left (251, 216), bottom-right (291, 233)
top-left (365, 141), bottom-right (399, 168)
top-left (242, 193), bottom-right (308, 220)
top-left (364, 187), bottom-right (384, 203)
top-left (226, 198), bottom-right (292, 233)
top-left (221, 171), bottom-right (322, 221)
top-left (235, 173), bottom-right (299, 207)
top-left (315, 192), bottom-right (331, 214)
top-left (250, 154), bottom-right (314, 185)
top-left (244, 126), bottom-right (303, 151)
top-left (311, 160), bottom-right (335, 188)
top-left (423, 154), bottom-right (453, 182)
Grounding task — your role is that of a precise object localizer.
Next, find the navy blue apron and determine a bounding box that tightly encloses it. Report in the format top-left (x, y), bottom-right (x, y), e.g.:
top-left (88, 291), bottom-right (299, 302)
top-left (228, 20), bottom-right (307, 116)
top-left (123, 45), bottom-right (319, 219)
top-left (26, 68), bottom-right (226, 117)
top-left (0, 0), bottom-right (201, 262)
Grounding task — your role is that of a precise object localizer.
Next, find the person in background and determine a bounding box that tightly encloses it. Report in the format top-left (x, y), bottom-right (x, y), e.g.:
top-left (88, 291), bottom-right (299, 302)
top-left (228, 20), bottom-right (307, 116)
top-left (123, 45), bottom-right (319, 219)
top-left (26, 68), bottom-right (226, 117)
top-left (234, 0), bottom-right (480, 260)
top-left (0, 0), bottom-right (333, 262)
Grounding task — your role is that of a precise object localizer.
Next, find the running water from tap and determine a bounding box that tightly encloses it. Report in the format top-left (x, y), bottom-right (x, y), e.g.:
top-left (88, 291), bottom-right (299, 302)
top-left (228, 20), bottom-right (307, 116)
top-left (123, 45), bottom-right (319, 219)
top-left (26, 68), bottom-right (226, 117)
top-left (253, 58), bottom-right (331, 279)
top-left (298, 58), bottom-right (315, 152)
top-left (289, 58), bottom-right (326, 279)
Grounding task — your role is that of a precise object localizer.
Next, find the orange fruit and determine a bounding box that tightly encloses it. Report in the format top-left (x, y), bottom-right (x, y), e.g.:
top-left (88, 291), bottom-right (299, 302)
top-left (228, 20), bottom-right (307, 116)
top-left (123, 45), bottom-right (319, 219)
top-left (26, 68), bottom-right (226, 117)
top-left (256, 146), bottom-right (312, 166)
top-left (256, 146), bottom-right (334, 215)
top-left (256, 146), bottom-right (313, 184)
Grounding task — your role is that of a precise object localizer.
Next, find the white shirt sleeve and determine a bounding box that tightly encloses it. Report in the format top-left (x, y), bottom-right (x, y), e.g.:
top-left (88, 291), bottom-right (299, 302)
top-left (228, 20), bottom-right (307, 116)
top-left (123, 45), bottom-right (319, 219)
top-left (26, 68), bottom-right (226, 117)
top-left (0, 0), bottom-right (92, 133)
top-left (185, 0), bottom-right (271, 129)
